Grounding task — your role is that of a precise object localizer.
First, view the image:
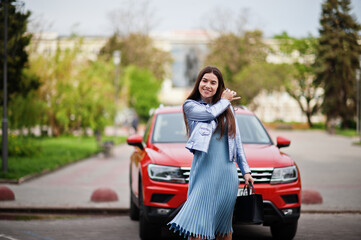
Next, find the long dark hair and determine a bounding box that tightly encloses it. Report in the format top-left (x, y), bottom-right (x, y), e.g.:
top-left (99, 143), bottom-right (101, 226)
top-left (184, 66), bottom-right (236, 139)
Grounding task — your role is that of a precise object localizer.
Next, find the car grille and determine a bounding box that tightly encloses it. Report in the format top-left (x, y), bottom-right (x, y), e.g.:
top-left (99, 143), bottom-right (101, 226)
top-left (180, 167), bottom-right (191, 182)
top-left (238, 168), bottom-right (274, 184)
top-left (180, 167), bottom-right (274, 184)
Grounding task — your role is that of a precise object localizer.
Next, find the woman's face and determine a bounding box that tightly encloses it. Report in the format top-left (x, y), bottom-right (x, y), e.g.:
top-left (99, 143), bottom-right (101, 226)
top-left (198, 72), bottom-right (219, 103)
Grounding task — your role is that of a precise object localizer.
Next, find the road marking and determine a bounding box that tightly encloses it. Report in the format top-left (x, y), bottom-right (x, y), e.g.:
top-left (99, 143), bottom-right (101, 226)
top-left (22, 231), bottom-right (54, 240)
top-left (0, 234), bottom-right (20, 240)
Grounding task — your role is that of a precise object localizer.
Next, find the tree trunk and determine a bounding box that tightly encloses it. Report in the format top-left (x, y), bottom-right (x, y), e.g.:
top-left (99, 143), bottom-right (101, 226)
top-left (306, 111), bottom-right (313, 128)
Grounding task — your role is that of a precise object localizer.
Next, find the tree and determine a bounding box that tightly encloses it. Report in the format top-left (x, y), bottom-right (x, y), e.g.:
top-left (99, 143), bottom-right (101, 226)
top-left (100, 33), bottom-right (171, 81)
top-left (124, 66), bottom-right (160, 122)
top-left (107, 0), bottom-right (157, 37)
top-left (205, 30), bottom-right (267, 84)
top-left (205, 33), bottom-right (246, 83)
top-left (274, 32), bottom-right (322, 127)
top-left (205, 30), bottom-right (285, 105)
top-left (0, 0), bottom-right (40, 104)
top-left (233, 63), bottom-right (292, 106)
top-left (99, 33), bottom-right (171, 121)
top-left (314, 0), bottom-right (361, 129)
top-left (7, 89), bottom-right (46, 134)
top-left (29, 38), bottom-right (116, 136)
top-left (101, 0), bottom-right (171, 82)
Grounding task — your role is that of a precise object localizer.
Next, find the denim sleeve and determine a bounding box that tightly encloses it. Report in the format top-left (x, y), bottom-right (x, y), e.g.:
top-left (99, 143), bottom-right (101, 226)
top-left (234, 108), bottom-right (251, 175)
top-left (183, 99), bottom-right (230, 122)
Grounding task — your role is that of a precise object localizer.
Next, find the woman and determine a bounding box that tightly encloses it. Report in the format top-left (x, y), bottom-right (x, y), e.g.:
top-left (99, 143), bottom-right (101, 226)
top-left (168, 66), bottom-right (254, 240)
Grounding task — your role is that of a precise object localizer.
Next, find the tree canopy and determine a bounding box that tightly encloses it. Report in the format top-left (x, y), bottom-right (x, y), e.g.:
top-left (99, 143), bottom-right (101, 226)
top-left (124, 65), bottom-right (161, 122)
top-left (205, 30), bottom-right (286, 105)
top-left (99, 33), bottom-right (172, 81)
top-left (314, 0), bottom-right (361, 129)
top-left (0, 0), bottom-right (39, 104)
top-left (28, 39), bottom-right (116, 136)
top-left (274, 32), bottom-right (322, 127)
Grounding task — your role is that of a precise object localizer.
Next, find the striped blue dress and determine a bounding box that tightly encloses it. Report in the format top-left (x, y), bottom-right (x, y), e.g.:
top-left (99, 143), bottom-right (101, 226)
top-left (168, 129), bottom-right (239, 239)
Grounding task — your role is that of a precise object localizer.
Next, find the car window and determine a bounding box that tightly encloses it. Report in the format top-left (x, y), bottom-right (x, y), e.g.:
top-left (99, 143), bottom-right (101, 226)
top-left (151, 112), bottom-right (271, 144)
top-left (152, 113), bottom-right (188, 143)
top-left (236, 114), bottom-right (272, 144)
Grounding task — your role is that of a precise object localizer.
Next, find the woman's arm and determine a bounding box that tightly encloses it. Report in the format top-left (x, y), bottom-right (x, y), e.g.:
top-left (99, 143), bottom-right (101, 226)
top-left (183, 98), bottom-right (230, 122)
top-left (232, 107), bottom-right (254, 186)
top-left (183, 89), bottom-right (239, 122)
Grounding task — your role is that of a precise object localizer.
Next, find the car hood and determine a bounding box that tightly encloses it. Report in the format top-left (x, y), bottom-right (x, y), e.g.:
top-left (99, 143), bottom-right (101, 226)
top-left (147, 143), bottom-right (294, 168)
top-left (147, 143), bottom-right (193, 167)
top-left (244, 144), bottom-right (294, 168)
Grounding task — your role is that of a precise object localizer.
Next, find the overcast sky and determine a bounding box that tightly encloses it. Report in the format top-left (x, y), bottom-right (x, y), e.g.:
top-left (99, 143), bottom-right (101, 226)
top-left (24, 0), bottom-right (361, 38)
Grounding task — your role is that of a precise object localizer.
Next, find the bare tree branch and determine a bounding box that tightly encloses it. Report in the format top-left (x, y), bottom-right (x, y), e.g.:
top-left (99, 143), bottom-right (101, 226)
top-left (107, 0), bottom-right (158, 37)
top-left (201, 6), bottom-right (249, 35)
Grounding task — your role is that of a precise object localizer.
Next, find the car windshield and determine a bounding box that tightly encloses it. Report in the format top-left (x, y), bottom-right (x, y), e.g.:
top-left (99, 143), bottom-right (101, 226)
top-left (151, 112), bottom-right (272, 144)
top-left (236, 114), bottom-right (272, 144)
top-left (152, 113), bottom-right (188, 143)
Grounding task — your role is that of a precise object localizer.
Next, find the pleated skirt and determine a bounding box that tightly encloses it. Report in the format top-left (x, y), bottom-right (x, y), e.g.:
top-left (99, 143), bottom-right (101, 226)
top-left (168, 130), bottom-right (239, 239)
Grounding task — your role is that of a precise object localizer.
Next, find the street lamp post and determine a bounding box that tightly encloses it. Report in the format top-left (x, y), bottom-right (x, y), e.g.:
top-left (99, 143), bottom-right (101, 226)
top-left (113, 50), bottom-right (121, 137)
top-left (356, 68), bottom-right (361, 141)
top-left (2, 0), bottom-right (8, 172)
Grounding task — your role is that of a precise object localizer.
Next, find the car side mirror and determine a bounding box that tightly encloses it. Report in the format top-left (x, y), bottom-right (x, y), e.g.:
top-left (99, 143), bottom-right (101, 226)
top-left (127, 134), bottom-right (144, 150)
top-left (276, 136), bottom-right (291, 148)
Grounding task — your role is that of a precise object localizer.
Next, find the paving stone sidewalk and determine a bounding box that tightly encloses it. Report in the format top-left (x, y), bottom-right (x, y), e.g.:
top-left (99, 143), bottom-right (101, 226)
top-left (0, 144), bottom-right (133, 210)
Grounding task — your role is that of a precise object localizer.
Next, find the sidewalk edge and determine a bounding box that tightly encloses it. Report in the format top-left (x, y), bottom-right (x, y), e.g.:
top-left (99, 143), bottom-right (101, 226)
top-left (0, 207), bottom-right (360, 215)
top-left (0, 207), bottom-right (129, 215)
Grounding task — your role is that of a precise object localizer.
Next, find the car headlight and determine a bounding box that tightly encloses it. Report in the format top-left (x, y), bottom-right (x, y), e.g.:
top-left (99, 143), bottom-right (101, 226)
top-left (270, 165), bottom-right (298, 184)
top-left (147, 164), bottom-right (186, 183)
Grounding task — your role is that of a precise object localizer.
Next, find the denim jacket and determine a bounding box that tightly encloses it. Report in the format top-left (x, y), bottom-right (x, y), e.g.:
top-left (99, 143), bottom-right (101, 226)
top-left (183, 98), bottom-right (251, 175)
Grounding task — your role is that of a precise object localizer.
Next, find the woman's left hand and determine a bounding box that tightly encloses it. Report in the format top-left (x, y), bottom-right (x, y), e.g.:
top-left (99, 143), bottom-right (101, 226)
top-left (243, 173), bottom-right (254, 187)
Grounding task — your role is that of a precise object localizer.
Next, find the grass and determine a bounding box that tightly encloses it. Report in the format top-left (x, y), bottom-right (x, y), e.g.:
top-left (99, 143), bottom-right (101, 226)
top-left (335, 129), bottom-right (359, 137)
top-left (0, 135), bottom-right (127, 180)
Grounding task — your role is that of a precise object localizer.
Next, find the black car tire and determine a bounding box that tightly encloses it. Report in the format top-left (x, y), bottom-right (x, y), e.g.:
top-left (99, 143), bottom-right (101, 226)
top-left (129, 166), bottom-right (140, 221)
top-left (270, 220), bottom-right (298, 240)
top-left (139, 180), bottom-right (161, 240)
top-left (129, 193), bottom-right (139, 221)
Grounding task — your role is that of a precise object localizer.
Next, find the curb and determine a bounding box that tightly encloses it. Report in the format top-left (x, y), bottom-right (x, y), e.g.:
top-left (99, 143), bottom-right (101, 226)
top-left (0, 169), bottom-right (56, 184)
top-left (0, 207), bottom-right (129, 215)
top-left (301, 209), bottom-right (361, 214)
top-left (1, 207), bottom-right (360, 215)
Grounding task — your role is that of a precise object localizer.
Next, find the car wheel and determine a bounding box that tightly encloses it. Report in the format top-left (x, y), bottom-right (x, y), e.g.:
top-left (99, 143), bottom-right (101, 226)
top-left (129, 193), bottom-right (139, 221)
top-left (139, 180), bottom-right (161, 240)
top-left (270, 220), bottom-right (298, 240)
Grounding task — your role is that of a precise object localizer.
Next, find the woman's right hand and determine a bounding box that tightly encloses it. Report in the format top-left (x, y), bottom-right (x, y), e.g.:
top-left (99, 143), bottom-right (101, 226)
top-left (221, 88), bottom-right (241, 102)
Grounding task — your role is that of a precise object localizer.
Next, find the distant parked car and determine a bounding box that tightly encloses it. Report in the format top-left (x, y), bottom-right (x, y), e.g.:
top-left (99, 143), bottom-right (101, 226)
top-left (127, 105), bottom-right (301, 240)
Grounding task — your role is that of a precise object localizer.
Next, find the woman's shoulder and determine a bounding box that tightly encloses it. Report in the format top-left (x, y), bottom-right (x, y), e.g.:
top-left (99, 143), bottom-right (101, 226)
top-left (183, 99), bottom-right (201, 107)
top-left (184, 99), bottom-right (199, 104)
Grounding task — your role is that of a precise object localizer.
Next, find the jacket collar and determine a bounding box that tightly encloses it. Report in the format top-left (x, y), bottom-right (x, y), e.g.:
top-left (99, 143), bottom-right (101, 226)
top-left (198, 98), bottom-right (213, 106)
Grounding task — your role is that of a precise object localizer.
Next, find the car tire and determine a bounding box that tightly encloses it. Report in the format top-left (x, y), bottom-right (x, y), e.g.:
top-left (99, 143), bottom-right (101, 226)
top-left (270, 220), bottom-right (298, 240)
top-left (139, 180), bottom-right (161, 240)
top-left (129, 193), bottom-right (139, 221)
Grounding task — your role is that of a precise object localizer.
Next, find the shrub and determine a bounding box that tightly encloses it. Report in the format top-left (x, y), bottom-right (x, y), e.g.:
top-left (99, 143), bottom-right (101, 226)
top-left (0, 134), bottom-right (41, 157)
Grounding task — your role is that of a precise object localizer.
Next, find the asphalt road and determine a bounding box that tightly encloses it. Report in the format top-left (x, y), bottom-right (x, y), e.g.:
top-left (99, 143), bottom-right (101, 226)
top-left (0, 213), bottom-right (360, 240)
top-left (268, 130), bottom-right (361, 211)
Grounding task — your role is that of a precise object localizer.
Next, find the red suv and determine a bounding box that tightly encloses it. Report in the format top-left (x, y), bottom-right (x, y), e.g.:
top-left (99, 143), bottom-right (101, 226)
top-left (127, 106), bottom-right (301, 240)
